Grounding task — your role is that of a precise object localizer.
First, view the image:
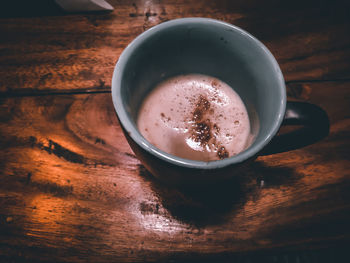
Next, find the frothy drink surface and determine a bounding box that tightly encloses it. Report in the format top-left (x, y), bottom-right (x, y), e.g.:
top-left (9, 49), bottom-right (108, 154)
top-left (137, 74), bottom-right (251, 161)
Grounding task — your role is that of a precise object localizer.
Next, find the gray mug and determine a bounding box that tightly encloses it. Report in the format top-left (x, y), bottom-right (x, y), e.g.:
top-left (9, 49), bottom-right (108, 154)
top-left (112, 18), bottom-right (329, 185)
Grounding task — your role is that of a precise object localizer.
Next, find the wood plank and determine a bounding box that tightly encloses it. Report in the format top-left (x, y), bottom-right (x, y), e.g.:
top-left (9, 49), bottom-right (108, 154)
top-left (1, 81), bottom-right (349, 261)
top-left (0, 0), bottom-right (350, 95)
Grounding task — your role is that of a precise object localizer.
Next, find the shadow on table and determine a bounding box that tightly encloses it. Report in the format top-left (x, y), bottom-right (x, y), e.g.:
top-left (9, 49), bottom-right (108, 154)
top-left (139, 161), bottom-right (297, 227)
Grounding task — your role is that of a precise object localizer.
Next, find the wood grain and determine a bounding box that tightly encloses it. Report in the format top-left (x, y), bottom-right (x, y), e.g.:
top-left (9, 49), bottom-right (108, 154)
top-left (1, 0), bottom-right (350, 261)
top-left (1, 81), bottom-right (349, 262)
top-left (1, 0), bottom-right (350, 96)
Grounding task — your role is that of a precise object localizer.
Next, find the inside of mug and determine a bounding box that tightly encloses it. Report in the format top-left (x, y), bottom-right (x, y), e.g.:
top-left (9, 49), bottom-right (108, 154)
top-left (120, 20), bottom-right (284, 157)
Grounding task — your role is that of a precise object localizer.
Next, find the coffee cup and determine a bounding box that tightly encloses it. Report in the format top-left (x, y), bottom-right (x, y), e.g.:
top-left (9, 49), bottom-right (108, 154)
top-left (111, 18), bottom-right (329, 185)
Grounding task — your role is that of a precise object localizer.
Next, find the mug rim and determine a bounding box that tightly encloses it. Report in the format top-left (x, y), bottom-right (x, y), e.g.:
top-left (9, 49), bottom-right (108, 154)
top-left (112, 17), bottom-right (286, 170)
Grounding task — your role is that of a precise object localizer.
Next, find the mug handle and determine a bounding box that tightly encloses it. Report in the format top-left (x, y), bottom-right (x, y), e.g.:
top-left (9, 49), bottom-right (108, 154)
top-left (260, 101), bottom-right (330, 156)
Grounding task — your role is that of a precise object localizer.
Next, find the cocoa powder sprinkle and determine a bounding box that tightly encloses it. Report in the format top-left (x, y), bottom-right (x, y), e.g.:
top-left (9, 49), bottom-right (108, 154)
top-left (192, 121), bottom-right (211, 145)
top-left (190, 95), bottom-right (212, 146)
top-left (193, 109), bottom-right (202, 121)
top-left (217, 146), bottom-right (229, 159)
top-left (189, 94), bottom-right (230, 160)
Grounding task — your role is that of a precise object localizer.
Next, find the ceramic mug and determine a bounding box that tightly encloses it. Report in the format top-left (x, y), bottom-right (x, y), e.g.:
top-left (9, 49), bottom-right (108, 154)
top-left (111, 18), bottom-right (329, 185)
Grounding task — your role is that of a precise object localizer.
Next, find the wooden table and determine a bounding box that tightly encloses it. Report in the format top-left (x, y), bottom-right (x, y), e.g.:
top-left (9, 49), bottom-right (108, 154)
top-left (1, 0), bottom-right (350, 262)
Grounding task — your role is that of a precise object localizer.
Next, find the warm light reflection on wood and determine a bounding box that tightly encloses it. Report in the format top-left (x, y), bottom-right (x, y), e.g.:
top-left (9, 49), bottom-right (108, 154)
top-left (25, 194), bottom-right (67, 232)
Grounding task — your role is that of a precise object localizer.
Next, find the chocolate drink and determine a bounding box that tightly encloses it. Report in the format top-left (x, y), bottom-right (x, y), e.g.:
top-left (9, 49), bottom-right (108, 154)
top-left (137, 74), bottom-right (253, 161)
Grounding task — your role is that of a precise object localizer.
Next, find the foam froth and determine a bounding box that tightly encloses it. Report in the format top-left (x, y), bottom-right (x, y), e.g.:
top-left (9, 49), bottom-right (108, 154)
top-left (137, 74), bottom-right (252, 161)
